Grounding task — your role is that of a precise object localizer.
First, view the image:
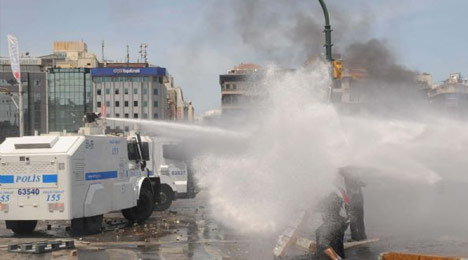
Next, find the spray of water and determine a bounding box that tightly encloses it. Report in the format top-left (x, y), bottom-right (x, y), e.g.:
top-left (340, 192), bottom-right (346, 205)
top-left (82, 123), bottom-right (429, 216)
top-left (190, 62), bottom-right (450, 235)
top-left (106, 117), bottom-right (247, 140)
top-left (108, 62), bottom-right (468, 243)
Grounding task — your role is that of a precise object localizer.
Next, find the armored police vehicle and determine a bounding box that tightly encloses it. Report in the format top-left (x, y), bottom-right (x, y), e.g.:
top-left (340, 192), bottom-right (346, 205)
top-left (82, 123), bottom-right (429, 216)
top-left (0, 114), bottom-right (160, 235)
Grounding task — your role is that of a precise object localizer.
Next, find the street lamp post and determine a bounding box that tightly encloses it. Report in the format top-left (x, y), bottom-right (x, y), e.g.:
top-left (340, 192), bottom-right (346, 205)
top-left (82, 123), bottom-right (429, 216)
top-left (318, 0), bottom-right (333, 62)
top-left (317, 0), bottom-right (336, 102)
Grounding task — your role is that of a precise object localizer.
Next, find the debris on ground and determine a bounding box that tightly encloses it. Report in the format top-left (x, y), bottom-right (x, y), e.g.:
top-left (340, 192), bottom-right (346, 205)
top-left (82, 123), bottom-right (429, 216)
top-left (8, 240), bottom-right (75, 254)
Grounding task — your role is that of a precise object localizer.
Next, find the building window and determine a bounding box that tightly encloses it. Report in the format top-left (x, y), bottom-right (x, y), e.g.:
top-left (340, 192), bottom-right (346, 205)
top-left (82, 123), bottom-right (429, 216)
top-left (106, 101), bottom-right (110, 107)
top-left (233, 84), bottom-right (237, 90)
top-left (124, 113), bottom-right (129, 118)
top-left (115, 88), bottom-right (120, 95)
top-left (153, 88), bottom-right (158, 95)
top-left (125, 101), bottom-right (129, 107)
top-left (143, 113), bottom-right (148, 119)
top-left (134, 113), bottom-right (138, 118)
top-left (124, 126), bottom-right (129, 132)
top-left (105, 88), bottom-right (110, 95)
top-left (153, 101), bottom-right (158, 107)
top-left (133, 88), bottom-right (138, 94)
top-left (124, 88), bottom-right (129, 95)
top-left (226, 84), bottom-right (231, 90)
top-left (116, 113), bottom-right (120, 118)
top-left (115, 101), bottom-right (120, 107)
top-left (97, 89), bottom-right (101, 95)
top-left (153, 113), bottom-right (158, 119)
top-left (143, 88), bottom-right (147, 95)
top-left (143, 101), bottom-right (148, 107)
top-left (134, 101), bottom-right (138, 107)
top-left (97, 101), bottom-right (101, 108)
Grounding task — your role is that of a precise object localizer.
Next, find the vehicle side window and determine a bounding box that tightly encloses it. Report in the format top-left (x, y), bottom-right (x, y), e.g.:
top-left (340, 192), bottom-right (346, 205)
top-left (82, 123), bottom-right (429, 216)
top-left (128, 142), bottom-right (139, 160)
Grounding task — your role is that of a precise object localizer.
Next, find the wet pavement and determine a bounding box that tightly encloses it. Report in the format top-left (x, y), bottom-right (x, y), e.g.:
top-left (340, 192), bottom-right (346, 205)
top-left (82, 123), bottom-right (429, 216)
top-left (0, 192), bottom-right (275, 260)
top-left (0, 189), bottom-right (467, 260)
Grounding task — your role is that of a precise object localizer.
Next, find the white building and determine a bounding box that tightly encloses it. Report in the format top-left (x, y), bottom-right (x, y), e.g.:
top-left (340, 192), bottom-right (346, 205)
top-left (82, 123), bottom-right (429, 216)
top-left (91, 66), bottom-right (169, 131)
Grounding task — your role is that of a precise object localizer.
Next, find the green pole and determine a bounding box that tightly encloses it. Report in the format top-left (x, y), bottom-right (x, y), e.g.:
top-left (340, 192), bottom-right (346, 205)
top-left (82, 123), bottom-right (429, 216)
top-left (318, 0), bottom-right (333, 62)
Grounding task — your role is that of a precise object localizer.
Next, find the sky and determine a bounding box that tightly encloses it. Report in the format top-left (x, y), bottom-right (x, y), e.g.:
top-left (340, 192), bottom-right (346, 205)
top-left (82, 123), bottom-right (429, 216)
top-left (1, 0), bottom-right (468, 113)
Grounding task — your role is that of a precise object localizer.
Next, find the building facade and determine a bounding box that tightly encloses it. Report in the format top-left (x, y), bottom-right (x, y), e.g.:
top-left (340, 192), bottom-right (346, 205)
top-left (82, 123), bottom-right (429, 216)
top-left (44, 41), bottom-right (98, 133)
top-left (428, 73), bottom-right (468, 115)
top-left (219, 63), bottom-right (264, 116)
top-left (41, 41), bottom-right (98, 68)
top-left (0, 57), bottom-right (47, 139)
top-left (167, 85), bottom-right (195, 121)
top-left (47, 68), bottom-right (93, 132)
top-left (91, 67), bottom-right (169, 130)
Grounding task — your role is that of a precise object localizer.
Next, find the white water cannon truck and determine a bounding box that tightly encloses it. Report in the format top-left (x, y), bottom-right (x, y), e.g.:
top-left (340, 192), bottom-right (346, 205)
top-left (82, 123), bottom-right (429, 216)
top-left (143, 136), bottom-right (197, 211)
top-left (0, 113), bottom-right (160, 235)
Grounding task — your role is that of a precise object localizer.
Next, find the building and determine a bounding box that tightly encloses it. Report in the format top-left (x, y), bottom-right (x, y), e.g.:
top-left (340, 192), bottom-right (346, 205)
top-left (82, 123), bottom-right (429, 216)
top-left (219, 63), bottom-right (264, 116)
top-left (167, 86), bottom-right (194, 121)
top-left (47, 68), bottom-right (93, 132)
top-left (428, 73), bottom-right (468, 115)
top-left (41, 41), bottom-right (98, 68)
top-left (446, 72), bottom-right (467, 84)
top-left (334, 61), bottom-right (432, 115)
top-left (0, 41), bottom-right (193, 137)
top-left (43, 41), bottom-right (98, 133)
top-left (0, 56), bottom-right (47, 138)
top-left (416, 73), bottom-right (433, 87)
top-left (91, 66), bottom-right (169, 131)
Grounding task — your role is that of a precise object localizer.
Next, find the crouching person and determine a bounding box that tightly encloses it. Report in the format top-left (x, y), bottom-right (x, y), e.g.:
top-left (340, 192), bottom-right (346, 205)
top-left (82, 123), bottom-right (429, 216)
top-left (314, 192), bottom-right (348, 260)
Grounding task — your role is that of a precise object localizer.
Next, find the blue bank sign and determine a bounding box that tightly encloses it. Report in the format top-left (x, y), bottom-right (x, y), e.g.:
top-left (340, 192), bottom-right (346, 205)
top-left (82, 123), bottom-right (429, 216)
top-left (91, 67), bottom-right (167, 77)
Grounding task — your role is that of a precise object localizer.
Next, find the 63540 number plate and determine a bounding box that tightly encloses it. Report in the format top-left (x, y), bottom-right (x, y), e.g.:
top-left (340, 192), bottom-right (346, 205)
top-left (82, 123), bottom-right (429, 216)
top-left (17, 188), bottom-right (40, 196)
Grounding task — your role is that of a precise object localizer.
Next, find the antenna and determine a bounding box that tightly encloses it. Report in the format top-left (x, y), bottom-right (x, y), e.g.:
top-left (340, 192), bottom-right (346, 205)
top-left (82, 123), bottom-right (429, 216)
top-left (101, 40), bottom-right (105, 62)
top-left (126, 44), bottom-right (130, 64)
top-left (143, 43), bottom-right (148, 63)
top-left (138, 44), bottom-right (143, 63)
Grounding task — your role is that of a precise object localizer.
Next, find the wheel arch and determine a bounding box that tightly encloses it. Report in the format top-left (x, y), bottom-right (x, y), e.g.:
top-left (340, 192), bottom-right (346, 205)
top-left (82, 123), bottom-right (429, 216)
top-left (160, 175), bottom-right (177, 194)
top-left (137, 177), bottom-right (153, 197)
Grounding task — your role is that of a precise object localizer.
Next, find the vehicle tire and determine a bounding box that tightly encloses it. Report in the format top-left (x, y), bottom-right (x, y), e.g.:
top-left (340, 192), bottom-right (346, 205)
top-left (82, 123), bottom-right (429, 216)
top-left (122, 187), bottom-right (154, 223)
top-left (122, 207), bottom-right (137, 221)
top-left (85, 215), bottom-right (103, 234)
top-left (70, 218), bottom-right (86, 236)
top-left (6, 220), bottom-right (37, 235)
top-left (154, 185), bottom-right (173, 211)
top-left (70, 215), bottom-right (103, 236)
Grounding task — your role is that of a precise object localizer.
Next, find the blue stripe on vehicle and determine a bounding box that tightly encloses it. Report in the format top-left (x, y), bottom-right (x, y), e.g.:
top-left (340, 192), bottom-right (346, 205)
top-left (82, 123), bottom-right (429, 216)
top-left (85, 171), bottom-right (118, 181)
top-left (43, 174), bottom-right (58, 183)
top-left (0, 175), bottom-right (14, 184)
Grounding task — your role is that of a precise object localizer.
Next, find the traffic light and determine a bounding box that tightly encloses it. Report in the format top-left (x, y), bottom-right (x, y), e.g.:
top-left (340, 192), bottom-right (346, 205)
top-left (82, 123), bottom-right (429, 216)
top-left (332, 60), bottom-right (342, 79)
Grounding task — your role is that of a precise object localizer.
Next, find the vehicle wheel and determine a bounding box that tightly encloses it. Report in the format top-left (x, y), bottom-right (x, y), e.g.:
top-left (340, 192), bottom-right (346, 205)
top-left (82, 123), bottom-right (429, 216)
top-left (70, 218), bottom-right (86, 236)
top-left (122, 207), bottom-right (137, 221)
top-left (122, 187), bottom-right (154, 223)
top-left (70, 215), bottom-right (103, 236)
top-left (6, 220), bottom-right (37, 235)
top-left (154, 185), bottom-right (173, 211)
top-left (85, 215), bottom-right (103, 234)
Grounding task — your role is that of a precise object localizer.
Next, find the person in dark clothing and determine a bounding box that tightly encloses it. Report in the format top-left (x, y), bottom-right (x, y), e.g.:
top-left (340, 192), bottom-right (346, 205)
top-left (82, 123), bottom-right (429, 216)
top-left (314, 192), bottom-right (348, 260)
top-left (340, 167), bottom-right (367, 241)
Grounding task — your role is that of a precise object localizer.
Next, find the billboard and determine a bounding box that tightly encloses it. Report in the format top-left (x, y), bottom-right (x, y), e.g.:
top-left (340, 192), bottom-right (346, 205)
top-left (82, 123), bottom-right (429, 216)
top-left (91, 67), bottom-right (167, 77)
